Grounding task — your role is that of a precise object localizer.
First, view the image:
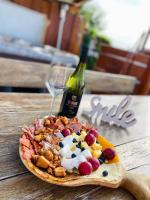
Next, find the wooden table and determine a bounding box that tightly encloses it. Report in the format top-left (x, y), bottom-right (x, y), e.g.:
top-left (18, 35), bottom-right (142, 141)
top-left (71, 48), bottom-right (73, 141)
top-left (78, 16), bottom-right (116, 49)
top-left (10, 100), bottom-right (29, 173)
top-left (0, 93), bottom-right (150, 200)
top-left (0, 57), bottom-right (136, 94)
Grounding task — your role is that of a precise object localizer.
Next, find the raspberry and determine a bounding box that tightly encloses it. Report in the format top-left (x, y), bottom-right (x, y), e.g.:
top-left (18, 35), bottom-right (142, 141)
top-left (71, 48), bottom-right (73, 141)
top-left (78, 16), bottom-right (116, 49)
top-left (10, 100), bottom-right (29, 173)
top-left (84, 134), bottom-right (95, 146)
top-left (62, 129), bottom-right (71, 137)
top-left (89, 129), bottom-right (98, 138)
top-left (88, 158), bottom-right (100, 171)
top-left (78, 162), bottom-right (93, 175)
top-left (102, 148), bottom-right (115, 160)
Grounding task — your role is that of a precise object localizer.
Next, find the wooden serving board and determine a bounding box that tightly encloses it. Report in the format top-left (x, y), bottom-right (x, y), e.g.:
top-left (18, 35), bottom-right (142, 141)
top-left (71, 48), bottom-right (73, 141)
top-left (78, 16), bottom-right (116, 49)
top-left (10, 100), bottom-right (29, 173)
top-left (19, 145), bottom-right (150, 200)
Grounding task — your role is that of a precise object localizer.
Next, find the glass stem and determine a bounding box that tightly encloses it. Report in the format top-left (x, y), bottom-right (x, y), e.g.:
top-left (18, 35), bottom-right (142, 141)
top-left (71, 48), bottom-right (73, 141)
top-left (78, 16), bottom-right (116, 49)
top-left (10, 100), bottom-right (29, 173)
top-left (50, 96), bottom-right (56, 116)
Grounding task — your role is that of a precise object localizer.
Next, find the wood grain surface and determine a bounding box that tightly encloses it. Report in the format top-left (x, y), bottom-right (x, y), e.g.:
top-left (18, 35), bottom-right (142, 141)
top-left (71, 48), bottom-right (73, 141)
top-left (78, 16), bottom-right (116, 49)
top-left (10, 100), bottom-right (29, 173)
top-left (0, 93), bottom-right (150, 200)
top-left (0, 58), bottom-right (136, 93)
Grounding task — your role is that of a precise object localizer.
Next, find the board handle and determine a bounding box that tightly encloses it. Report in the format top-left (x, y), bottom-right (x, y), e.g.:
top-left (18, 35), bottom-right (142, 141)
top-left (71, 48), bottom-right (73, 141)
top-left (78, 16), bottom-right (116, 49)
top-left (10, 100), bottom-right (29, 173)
top-left (121, 171), bottom-right (150, 200)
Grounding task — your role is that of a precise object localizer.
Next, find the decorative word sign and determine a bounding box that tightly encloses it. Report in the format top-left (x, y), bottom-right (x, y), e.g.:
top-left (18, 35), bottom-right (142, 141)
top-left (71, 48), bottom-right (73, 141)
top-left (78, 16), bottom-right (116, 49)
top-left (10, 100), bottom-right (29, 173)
top-left (82, 96), bottom-right (137, 128)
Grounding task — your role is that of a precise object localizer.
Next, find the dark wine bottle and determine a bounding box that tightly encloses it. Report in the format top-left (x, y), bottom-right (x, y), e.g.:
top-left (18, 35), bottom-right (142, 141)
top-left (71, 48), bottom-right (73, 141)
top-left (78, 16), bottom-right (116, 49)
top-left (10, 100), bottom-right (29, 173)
top-left (58, 47), bottom-right (88, 118)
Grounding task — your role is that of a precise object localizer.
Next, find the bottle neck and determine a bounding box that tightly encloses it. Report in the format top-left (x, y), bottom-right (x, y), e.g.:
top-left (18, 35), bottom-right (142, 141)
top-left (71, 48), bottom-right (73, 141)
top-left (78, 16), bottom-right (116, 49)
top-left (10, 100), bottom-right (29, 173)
top-left (73, 47), bottom-right (88, 76)
top-left (73, 61), bottom-right (86, 78)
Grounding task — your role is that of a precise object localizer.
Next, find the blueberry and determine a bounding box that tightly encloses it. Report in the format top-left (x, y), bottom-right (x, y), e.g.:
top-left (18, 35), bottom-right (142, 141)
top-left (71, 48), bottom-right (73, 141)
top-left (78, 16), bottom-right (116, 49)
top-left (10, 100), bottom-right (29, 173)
top-left (98, 158), bottom-right (104, 164)
top-left (76, 141), bottom-right (82, 148)
top-left (76, 144), bottom-right (80, 148)
top-left (102, 170), bottom-right (108, 177)
top-left (72, 138), bottom-right (77, 143)
top-left (98, 156), bottom-right (105, 164)
top-left (81, 147), bottom-right (85, 152)
top-left (76, 131), bottom-right (81, 136)
top-left (78, 141), bottom-right (81, 146)
top-left (59, 142), bottom-right (64, 148)
top-left (71, 154), bottom-right (76, 158)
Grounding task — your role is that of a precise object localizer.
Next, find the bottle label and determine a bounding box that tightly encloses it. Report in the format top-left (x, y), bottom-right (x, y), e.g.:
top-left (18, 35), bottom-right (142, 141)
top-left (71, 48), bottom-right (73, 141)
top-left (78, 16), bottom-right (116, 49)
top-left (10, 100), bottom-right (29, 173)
top-left (59, 90), bottom-right (83, 118)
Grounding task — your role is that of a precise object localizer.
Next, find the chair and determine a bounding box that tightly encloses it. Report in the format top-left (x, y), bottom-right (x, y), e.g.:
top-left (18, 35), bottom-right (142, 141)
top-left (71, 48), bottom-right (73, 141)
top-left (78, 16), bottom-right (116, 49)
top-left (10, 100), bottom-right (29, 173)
top-left (96, 44), bottom-right (130, 74)
top-left (124, 53), bottom-right (150, 94)
top-left (96, 45), bottom-right (150, 95)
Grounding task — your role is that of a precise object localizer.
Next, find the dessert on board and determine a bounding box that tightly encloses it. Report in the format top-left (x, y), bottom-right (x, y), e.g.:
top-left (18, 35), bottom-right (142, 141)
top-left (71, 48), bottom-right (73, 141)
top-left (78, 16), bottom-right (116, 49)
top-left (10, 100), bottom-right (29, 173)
top-left (19, 116), bottom-right (121, 186)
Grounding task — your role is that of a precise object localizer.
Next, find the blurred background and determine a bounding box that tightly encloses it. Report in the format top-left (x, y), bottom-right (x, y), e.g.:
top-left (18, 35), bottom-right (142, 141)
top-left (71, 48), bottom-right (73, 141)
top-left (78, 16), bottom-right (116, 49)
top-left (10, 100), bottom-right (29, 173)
top-left (0, 0), bottom-right (150, 95)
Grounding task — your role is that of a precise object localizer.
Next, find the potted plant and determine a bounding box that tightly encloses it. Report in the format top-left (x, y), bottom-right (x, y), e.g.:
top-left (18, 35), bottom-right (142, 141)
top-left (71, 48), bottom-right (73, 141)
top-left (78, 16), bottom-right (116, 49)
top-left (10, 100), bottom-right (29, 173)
top-left (80, 3), bottom-right (111, 69)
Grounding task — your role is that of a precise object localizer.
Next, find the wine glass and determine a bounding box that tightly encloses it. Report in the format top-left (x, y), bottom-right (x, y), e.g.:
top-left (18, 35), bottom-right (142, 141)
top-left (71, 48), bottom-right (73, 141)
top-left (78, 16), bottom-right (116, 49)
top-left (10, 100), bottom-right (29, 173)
top-left (45, 65), bottom-right (67, 116)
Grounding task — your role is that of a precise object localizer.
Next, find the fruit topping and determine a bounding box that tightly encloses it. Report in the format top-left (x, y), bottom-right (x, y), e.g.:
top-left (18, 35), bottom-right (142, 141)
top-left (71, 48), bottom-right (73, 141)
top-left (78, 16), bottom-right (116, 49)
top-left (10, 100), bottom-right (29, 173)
top-left (76, 131), bottom-right (81, 136)
top-left (78, 162), bottom-right (93, 175)
top-left (59, 142), bottom-right (64, 148)
top-left (62, 128), bottom-right (71, 137)
top-left (92, 143), bottom-right (102, 150)
top-left (72, 138), bottom-right (77, 143)
top-left (102, 148), bottom-right (115, 160)
top-left (72, 133), bottom-right (80, 141)
top-left (92, 150), bottom-right (101, 159)
top-left (81, 147), bottom-right (85, 152)
top-left (97, 135), bottom-right (114, 150)
top-left (98, 157), bottom-right (106, 164)
top-left (88, 158), bottom-right (100, 171)
top-left (89, 129), bottom-right (98, 138)
top-left (102, 170), bottom-right (108, 177)
top-left (80, 130), bottom-right (87, 140)
top-left (70, 144), bottom-right (76, 151)
top-left (84, 134), bottom-right (95, 146)
top-left (71, 154), bottom-right (76, 158)
top-left (81, 141), bottom-right (90, 150)
top-left (76, 143), bottom-right (81, 148)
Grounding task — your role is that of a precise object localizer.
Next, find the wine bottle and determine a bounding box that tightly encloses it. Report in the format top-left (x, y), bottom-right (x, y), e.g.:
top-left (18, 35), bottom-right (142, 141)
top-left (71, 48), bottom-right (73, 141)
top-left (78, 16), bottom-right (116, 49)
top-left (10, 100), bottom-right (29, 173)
top-left (58, 47), bottom-right (88, 118)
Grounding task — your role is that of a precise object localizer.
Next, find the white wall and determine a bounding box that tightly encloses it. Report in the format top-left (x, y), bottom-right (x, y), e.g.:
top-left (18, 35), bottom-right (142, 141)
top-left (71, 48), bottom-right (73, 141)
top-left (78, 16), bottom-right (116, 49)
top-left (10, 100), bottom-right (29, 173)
top-left (0, 0), bottom-right (48, 45)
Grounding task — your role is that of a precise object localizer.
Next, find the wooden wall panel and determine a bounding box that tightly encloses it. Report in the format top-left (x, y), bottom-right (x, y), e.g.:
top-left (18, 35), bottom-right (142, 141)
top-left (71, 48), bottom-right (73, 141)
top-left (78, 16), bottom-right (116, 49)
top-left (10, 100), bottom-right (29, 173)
top-left (129, 65), bottom-right (145, 80)
top-left (61, 12), bottom-right (75, 50)
top-left (40, 1), bottom-right (51, 17)
top-left (13, 0), bottom-right (32, 7)
top-left (30, 0), bottom-right (42, 12)
top-left (100, 45), bottom-right (129, 57)
top-left (68, 15), bottom-right (85, 55)
top-left (45, 2), bottom-right (60, 47)
top-left (19, 0), bottom-right (32, 7)
top-left (97, 53), bottom-right (126, 74)
top-left (138, 59), bottom-right (150, 94)
top-left (13, 0), bottom-right (21, 4)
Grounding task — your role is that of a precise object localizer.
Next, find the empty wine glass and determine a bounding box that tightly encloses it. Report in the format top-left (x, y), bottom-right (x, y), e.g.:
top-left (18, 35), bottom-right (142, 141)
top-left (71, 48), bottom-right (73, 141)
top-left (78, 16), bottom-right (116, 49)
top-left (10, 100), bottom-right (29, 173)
top-left (45, 65), bottom-right (67, 115)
